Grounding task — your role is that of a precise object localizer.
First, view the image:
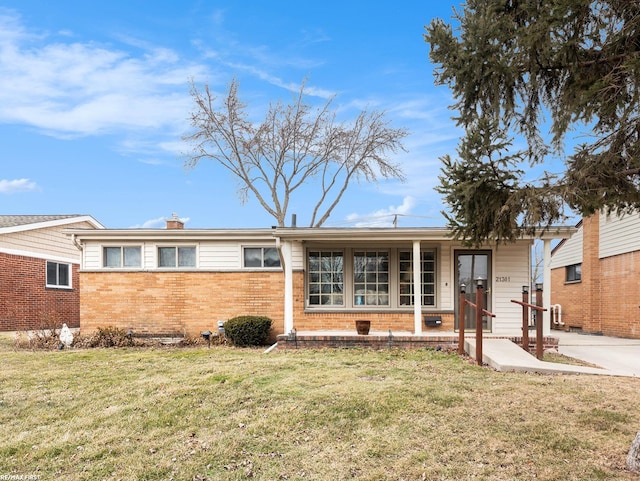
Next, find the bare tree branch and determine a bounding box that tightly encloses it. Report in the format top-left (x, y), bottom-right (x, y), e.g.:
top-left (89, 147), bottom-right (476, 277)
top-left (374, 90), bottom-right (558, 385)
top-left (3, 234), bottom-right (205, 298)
top-left (183, 78), bottom-right (409, 227)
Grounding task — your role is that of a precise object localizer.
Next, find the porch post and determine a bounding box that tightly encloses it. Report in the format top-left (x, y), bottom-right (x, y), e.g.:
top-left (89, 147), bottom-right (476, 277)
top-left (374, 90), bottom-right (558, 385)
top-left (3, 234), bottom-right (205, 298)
top-left (282, 240), bottom-right (294, 334)
top-left (543, 239), bottom-right (552, 336)
top-left (413, 240), bottom-right (422, 334)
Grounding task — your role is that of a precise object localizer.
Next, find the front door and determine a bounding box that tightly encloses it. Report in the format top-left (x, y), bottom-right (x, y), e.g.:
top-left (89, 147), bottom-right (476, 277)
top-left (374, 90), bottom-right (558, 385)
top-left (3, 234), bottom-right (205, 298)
top-left (454, 250), bottom-right (492, 331)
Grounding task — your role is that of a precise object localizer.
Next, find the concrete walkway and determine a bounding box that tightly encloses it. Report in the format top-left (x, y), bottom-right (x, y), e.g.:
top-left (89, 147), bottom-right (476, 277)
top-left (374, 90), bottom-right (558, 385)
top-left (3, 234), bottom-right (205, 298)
top-left (465, 331), bottom-right (640, 378)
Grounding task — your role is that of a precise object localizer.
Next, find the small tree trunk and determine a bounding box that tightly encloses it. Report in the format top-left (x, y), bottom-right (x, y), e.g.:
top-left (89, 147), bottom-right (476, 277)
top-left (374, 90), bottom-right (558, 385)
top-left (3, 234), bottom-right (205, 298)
top-left (628, 431), bottom-right (640, 473)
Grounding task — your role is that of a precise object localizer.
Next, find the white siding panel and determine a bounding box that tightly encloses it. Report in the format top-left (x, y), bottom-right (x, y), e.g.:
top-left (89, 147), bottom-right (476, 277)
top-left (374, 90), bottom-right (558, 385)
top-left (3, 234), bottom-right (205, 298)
top-left (549, 226), bottom-right (583, 269)
top-left (83, 244), bottom-right (102, 269)
top-left (600, 211), bottom-right (640, 259)
top-left (439, 245), bottom-right (452, 310)
top-left (290, 241), bottom-right (304, 270)
top-left (492, 242), bottom-right (531, 334)
top-left (199, 243), bottom-right (241, 269)
top-left (0, 221), bottom-right (92, 261)
top-left (143, 243), bottom-right (155, 269)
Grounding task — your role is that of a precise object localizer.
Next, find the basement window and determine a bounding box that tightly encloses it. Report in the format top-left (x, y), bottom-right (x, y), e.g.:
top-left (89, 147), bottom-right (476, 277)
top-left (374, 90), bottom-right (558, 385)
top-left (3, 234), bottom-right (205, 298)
top-left (566, 263), bottom-right (582, 283)
top-left (103, 246), bottom-right (141, 268)
top-left (46, 261), bottom-right (71, 288)
top-left (158, 246), bottom-right (196, 268)
top-left (243, 247), bottom-right (281, 268)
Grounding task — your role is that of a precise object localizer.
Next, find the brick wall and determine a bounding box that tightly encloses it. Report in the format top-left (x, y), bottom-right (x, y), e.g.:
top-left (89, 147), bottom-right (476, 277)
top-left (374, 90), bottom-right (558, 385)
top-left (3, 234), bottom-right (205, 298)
top-left (80, 271), bottom-right (285, 339)
top-left (581, 214), bottom-right (602, 333)
top-left (0, 252), bottom-right (80, 331)
top-left (550, 267), bottom-right (585, 331)
top-left (290, 271), bottom-right (454, 333)
top-left (80, 269), bottom-right (454, 339)
top-left (599, 251), bottom-right (640, 338)
top-left (551, 214), bottom-right (640, 339)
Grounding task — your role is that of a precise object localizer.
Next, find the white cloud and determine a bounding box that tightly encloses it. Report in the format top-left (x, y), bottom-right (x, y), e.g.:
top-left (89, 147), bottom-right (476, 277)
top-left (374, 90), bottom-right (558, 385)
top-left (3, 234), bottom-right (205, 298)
top-left (0, 178), bottom-right (37, 193)
top-left (130, 215), bottom-right (190, 228)
top-left (0, 12), bottom-right (207, 139)
top-left (130, 216), bottom-right (165, 228)
top-left (345, 196), bottom-right (417, 227)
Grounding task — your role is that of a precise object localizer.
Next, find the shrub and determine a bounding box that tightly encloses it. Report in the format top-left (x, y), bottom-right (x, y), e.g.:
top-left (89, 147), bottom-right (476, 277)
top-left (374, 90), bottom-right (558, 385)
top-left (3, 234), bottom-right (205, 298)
top-left (80, 327), bottom-right (136, 348)
top-left (224, 316), bottom-right (272, 347)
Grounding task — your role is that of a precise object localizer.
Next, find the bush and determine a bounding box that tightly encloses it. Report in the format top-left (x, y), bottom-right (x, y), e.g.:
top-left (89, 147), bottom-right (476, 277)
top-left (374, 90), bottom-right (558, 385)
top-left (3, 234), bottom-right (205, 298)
top-left (79, 327), bottom-right (136, 348)
top-left (224, 316), bottom-right (272, 347)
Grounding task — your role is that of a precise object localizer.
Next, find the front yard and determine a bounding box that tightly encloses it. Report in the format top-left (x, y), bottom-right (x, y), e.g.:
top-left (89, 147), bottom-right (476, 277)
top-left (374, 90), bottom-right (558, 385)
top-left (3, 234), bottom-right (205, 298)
top-left (1, 338), bottom-right (638, 480)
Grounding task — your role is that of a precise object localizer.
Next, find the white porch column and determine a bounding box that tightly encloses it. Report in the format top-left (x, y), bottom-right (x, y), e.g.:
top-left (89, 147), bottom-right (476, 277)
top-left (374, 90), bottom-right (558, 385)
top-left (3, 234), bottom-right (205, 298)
top-left (282, 240), bottom-right (294, 334)
top-left (543, 239), bottom-right (552, 336)
top-left (413, 240), bottom-right (422, 334)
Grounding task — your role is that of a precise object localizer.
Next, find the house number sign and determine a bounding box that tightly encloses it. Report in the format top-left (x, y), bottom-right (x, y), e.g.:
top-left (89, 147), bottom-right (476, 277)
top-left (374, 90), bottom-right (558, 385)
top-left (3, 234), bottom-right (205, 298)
top-left (495, 276), bottom-right (511, 283)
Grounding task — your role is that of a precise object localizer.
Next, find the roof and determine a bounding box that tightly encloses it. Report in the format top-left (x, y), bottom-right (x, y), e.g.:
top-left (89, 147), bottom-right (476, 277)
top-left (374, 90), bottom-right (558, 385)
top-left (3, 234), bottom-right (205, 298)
top-left (0, 215), bottom-right (104, 234)
top-left (272, 226), bottom-right (578, 242)
top-left (66, 225), bottom-right (577, 243)
top-left (66, 227), bottom-right (278, 242)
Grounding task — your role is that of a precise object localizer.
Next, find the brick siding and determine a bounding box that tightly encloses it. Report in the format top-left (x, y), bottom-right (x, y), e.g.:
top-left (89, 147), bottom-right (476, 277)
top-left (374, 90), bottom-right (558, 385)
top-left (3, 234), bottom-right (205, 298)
top-left (551, 214), bottom-right (640, 339)
top-left (80, 271), bottom-right (285, 339)
top-left (290, 271), bottom-right (454, 332)
top-left (0, 252), bottom-right (80, 331)
top-left (80, 269), bottom-right (454, 339)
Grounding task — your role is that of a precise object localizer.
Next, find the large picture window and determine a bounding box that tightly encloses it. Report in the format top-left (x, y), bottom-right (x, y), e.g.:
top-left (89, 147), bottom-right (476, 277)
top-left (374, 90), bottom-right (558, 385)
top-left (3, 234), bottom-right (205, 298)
top-left (308, 251), bottom-right (344, 306)
top-left (46, 261), bottom-right (71, 288)
top-left (158, 246), bottom-right (196, 268)
top-left (103, 246), bottom-right (141, 268)
top-left (399, 251), bottom-right (436, 306)
top-left (353, 251), bottom-right (389, 306)
top-left (306, 248), bottom-right (438, 309)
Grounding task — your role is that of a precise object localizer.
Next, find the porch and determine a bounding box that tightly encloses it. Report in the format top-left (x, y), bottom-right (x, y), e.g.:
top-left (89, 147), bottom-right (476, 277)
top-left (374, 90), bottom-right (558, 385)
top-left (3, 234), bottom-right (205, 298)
top-left (275, 329), bottom-right (559, 352)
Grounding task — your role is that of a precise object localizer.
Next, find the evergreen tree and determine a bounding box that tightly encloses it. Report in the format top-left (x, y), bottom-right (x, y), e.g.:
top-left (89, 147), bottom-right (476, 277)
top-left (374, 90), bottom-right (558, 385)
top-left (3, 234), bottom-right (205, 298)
top-left (425, 0), bottom-right (640, 245)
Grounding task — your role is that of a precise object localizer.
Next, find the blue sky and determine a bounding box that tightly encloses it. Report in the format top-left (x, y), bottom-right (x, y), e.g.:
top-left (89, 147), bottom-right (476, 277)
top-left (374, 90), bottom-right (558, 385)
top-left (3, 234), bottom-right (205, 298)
top-left (1, 1), bottom-right (477, 229)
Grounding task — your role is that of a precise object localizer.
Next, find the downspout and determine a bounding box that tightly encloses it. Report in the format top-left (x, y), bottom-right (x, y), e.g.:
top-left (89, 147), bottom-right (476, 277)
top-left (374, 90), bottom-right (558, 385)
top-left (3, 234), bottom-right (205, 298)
top-left (71, 234), bottom-right (85, 269)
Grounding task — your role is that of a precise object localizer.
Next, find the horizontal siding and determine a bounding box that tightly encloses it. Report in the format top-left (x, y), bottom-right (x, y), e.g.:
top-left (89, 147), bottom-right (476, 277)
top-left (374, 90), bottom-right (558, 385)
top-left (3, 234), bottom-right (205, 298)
top-left (492, 243), bottom-right (531, 334)
top-left (81, 240), bottom-right (282, 270)
top-left (600, 211), bottom-right (640, 259)
top-left (0, 221), bottom-right (93, 261)
top-left (550, 226), bottom-right (583, 268)
top-left (84, 244), bottom-right (102, 269)
top-left (291, 241), bottom-right (304, 270)
top-left (439, 246), bottom-right (452, 310)
top-left (199, 243), bottom-right (240, 269)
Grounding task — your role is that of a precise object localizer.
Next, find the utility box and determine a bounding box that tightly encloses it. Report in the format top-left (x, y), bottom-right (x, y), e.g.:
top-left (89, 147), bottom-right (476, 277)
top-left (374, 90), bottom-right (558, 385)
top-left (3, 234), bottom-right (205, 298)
top-left (217, 320), bottom-right (226, 335)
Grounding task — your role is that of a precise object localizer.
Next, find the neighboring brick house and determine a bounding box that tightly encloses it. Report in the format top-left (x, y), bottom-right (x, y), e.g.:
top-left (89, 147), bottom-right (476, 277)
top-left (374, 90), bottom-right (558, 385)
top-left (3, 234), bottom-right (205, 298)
top-left (69, 216), bottom-right (575, 339)
top-left (550, 212), bottom-right (640, 339)
top-left (0, 215), bottom-right (104, 331)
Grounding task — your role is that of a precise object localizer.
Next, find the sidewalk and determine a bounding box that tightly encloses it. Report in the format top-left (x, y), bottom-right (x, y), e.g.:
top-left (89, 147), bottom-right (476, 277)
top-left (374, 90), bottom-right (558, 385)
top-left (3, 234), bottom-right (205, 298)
top-left (554, 330), bottom-right (640, 377)
top-left (465, 331), bottom-right (640, 378)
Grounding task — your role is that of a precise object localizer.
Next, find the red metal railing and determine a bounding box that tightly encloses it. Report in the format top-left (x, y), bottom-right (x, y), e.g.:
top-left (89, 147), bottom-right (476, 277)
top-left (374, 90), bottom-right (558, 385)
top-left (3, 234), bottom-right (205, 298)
top-left (511, 285), bottom-right (547, 360)
top-left (458, 280), bottom-right (496, 366)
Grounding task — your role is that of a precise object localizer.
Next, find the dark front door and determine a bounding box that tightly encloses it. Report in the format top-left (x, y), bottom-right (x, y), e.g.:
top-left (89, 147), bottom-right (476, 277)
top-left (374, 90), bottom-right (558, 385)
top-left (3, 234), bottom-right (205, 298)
top-left (454, 250), bottom-right (492, 331)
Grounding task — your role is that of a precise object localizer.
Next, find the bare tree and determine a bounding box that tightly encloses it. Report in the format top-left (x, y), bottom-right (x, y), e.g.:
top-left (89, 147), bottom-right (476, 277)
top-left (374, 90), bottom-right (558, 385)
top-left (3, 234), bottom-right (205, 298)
top-left (184, 78), bottom-right (408, 227)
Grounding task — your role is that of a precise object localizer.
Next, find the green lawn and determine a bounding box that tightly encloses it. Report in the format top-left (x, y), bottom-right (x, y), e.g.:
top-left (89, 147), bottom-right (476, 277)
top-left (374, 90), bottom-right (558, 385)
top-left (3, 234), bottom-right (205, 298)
top-left (1, 339), bottom-right (638, 480)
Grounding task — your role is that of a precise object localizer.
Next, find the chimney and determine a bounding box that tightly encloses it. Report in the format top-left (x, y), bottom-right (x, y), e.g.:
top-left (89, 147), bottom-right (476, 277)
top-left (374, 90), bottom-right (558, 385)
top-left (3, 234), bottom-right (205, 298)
top-left (166, 213), bottom-right (184, 230)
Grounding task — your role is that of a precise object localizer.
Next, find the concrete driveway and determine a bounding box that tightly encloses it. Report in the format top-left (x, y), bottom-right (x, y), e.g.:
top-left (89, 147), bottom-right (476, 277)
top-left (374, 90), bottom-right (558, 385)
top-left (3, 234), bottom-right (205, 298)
top-left (555, 330), bottom-right (640, 378)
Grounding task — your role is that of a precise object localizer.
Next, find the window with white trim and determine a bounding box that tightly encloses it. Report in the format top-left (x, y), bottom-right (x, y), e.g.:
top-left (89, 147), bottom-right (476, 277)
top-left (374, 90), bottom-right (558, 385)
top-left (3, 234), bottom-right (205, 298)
top-left (158, 246), bottom-right (196, 268)
top-left (354, 250), bottom-right (389, 306)
top-left (243, 247), bottom-right (281, 268)
top-left (103, 246), bottom-right (141, 268)
top-left (398, 250), bottom-right (436, 306)
top-left (306, 248), bottom-right (438, 309)
top-left (46, 261), bottom-right (71, 288)
top-left (308, 250), bottom-right (344, 305)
